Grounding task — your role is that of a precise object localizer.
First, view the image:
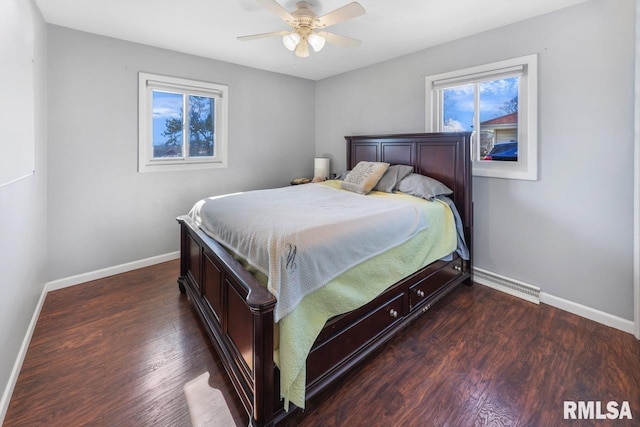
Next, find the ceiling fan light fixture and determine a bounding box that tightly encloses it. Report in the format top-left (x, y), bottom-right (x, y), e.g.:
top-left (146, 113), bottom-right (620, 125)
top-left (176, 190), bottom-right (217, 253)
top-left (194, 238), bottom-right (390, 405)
top-left (308, 32), bottom-right (326, 52)
top-left (294, 38), bottom-right (310, 58)
top-left (282, 33), bottom-right (301, 51)
top-left (239, 1), bottom-right (365, 59)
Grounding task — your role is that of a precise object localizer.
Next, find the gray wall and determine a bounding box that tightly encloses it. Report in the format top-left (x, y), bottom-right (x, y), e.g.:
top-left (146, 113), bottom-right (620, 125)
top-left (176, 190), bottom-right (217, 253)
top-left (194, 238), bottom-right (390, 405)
top-left (47, 26), bottom-right (316, 280)
top-left (316, 0), bottom-right (635, 320)
top-left (0, 0), bottom-right (48, 416)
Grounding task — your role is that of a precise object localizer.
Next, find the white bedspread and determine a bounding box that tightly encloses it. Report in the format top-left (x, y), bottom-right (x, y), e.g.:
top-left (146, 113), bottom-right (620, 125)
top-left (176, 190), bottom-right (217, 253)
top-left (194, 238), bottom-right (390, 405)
top-left (189, 184), bottom-right (428, 321)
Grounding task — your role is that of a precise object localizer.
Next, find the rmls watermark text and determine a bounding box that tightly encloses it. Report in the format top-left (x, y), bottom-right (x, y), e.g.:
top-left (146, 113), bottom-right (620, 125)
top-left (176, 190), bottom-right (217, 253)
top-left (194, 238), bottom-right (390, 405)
top-left (564, 401), bottom-right (632, 420)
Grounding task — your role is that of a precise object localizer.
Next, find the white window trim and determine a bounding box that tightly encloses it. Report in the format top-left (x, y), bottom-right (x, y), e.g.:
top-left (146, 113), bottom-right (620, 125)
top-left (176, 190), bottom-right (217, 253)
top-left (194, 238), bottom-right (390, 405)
top-left (425, 54), bottom-right (538, 181)
top-left (138, 72), bottom-right (228, 173)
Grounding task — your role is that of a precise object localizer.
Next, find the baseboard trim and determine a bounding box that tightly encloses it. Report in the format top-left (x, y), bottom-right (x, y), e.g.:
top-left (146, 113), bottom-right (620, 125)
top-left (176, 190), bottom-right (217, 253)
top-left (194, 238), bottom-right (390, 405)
top-left (0, 285), bottom-right (47, 425)
top-left (46, 251), bottom-right (180, 292)
top-left (0, 251), bottom-right (180, 425)
top-left (540, 292), bottom-right (635, 335)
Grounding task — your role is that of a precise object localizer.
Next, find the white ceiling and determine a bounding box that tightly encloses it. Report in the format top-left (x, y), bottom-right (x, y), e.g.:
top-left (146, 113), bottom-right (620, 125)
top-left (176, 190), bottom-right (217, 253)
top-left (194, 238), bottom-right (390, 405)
top-left (34, 0), bottom-right (588, 81)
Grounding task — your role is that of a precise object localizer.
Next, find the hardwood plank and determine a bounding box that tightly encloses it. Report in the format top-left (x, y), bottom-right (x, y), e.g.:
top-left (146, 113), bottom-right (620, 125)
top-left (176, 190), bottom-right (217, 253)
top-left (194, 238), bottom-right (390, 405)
top-left (4, 261), bottom-right (639, 426)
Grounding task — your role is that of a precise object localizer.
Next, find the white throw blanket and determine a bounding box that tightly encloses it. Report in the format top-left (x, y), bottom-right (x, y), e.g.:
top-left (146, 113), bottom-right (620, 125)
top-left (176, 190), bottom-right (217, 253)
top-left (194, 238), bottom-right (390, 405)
top-left (189, 184), bottom-right (428, 321)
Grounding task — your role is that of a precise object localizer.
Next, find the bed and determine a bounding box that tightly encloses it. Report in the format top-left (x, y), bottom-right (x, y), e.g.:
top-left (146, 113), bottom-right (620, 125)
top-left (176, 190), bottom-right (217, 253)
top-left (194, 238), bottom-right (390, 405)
top-left (177, 132), bottom-right (473, 426)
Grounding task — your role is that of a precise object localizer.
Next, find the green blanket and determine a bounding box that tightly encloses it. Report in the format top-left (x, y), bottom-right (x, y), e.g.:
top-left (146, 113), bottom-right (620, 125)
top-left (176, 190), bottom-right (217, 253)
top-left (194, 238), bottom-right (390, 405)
top-left (274, 181), bottom-right (457, 409)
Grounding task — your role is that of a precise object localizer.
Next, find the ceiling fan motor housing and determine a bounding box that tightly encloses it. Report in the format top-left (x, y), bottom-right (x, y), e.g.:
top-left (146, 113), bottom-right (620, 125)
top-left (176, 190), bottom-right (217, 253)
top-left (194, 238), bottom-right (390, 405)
top-left (290, 2), bottom-right (320, 35)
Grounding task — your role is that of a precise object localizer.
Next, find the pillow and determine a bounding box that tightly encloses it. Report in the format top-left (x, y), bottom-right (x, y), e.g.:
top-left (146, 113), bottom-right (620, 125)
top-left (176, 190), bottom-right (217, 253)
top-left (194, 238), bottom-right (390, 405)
top-left (335, 170), bottom-right (350, 180)
top-left (340, 161), bottom-right (390, 194)
top-left (397, 173), bottom-right (453, 200)
top-left (373, 164), bottom-right (414, 192)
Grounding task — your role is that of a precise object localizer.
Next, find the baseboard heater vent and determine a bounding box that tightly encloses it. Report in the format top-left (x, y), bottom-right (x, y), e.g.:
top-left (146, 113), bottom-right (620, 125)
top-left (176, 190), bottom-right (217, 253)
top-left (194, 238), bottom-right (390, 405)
top-left (473, 267), bottom-right (541, 304)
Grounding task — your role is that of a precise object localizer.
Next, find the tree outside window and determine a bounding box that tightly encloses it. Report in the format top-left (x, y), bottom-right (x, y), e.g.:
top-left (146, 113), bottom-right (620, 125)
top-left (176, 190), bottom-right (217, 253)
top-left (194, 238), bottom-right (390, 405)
top-left (153, 93), bottom-right (215, 159)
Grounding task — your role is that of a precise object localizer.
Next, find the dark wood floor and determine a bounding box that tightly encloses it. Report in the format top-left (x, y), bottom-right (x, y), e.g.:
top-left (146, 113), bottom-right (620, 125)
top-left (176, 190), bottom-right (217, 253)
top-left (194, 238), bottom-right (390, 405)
top-left (4, 260), bottom-right (639, 426)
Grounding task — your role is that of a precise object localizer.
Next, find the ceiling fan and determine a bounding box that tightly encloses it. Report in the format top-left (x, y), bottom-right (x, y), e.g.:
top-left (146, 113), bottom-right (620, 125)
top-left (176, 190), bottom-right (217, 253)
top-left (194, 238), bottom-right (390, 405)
top-left (238, 0), bottom-right (365, 58)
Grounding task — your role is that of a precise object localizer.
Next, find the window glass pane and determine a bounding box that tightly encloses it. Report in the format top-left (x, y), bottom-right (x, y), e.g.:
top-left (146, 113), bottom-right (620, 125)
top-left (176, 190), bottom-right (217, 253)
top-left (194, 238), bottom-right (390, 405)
top-left (188, 95), bottom-right (215, 157)
top-left (442, 84), bottom-right (474, 133)
top-left (479, 77), bottom-right (519, 161)
top-left (152, 91), bottom-right (183, 158)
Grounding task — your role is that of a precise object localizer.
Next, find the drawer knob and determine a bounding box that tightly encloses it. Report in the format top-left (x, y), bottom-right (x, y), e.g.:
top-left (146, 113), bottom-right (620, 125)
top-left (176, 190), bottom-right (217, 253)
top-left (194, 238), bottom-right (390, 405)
top-left (416, 289), bottom-right (425, 298)
top-left (389, 309), bottom-right (398, 318)
top-left (453, 264), bottom-right (462, 272)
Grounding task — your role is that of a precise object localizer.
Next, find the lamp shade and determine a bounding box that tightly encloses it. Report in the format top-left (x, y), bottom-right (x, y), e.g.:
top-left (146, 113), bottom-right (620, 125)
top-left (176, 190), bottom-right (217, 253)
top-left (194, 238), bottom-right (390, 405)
top-left (308, 33), bottom-right (326, 52)
top-left (294, 38), bottom-right (310, 58)
top-left (282, 33), bottom-right (300, 51)
top-left (314, 157), bottom-right (330, 180)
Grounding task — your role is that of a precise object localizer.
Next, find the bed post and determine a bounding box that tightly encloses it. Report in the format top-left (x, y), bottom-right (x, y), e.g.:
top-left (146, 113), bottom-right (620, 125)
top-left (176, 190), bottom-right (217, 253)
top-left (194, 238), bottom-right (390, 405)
top-left (178, 224), bottom-right (188, 294)
top-left (249, 297), bottom-right (275, 427)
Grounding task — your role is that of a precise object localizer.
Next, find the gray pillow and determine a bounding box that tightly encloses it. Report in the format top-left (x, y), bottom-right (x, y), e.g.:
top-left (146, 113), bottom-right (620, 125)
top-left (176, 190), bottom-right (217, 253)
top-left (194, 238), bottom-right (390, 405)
top-left (397, 173), bottom-right (453, 200)
top-left (335, 170), bottom-right (350, 180)
top-left (373, 164), bottom-right (414, 192)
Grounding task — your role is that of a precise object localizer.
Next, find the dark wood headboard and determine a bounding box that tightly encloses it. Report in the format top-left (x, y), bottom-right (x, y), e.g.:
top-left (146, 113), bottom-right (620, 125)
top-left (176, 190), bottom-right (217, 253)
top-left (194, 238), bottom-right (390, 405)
top-left (345, 132), bottom-right (473, 260)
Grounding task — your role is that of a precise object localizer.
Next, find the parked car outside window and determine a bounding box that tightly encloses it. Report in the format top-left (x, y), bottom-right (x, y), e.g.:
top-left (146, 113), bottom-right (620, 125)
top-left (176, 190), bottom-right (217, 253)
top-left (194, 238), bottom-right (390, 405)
top-left (483, 141), bottom-right (517, 161)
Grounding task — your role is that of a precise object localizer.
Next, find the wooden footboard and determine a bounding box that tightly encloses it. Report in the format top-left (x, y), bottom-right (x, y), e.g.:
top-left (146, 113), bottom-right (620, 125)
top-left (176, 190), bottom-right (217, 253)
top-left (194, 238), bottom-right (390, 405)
top-left (178, 215), bottom-right (277, 426)
top-left (178, 132), bottom-right (472, 426)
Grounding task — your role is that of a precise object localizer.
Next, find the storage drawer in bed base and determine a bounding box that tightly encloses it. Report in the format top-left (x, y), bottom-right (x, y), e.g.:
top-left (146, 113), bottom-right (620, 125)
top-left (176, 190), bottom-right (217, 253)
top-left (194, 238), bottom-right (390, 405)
top-left (306, 292), bottom-right (405, 382)
top-left (409, 257), bottom-right (464, 311)
top-left (301, 255), bottom-right (468, 396)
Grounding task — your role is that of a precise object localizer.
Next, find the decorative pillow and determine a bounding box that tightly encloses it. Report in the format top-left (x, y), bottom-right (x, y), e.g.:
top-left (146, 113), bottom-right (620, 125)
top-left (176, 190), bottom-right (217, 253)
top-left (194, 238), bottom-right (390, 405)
top-left (340, 161), bottom-right (390, 194)
top-left (397, 173), bottom-right (453, 200)
top-left (373, 164), bottom-right (414, 192)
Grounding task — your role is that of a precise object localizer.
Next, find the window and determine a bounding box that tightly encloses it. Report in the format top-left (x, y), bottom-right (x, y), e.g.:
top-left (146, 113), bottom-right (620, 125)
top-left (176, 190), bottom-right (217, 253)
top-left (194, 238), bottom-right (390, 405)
top-left (138, 72), bottom-right (228, 172)
top-left (425, 55), bottom-right (538, 180)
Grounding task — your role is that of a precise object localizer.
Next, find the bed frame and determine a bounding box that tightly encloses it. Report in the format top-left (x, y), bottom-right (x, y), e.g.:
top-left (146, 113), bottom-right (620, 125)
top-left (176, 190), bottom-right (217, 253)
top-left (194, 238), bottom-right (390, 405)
top-left (177, 132), bottom-right (473, 426)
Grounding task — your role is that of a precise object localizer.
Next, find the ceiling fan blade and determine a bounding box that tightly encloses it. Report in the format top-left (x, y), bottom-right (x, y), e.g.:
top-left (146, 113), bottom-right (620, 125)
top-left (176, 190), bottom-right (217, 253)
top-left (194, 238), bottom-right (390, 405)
top-left (317, 31), bottom-right (361, 47)
top-left (316, 2), bottom-right (365, 28)
top-left (255, 0), bottom-right (295, 24)
top-left (237, 30), bottom-right (290, 41)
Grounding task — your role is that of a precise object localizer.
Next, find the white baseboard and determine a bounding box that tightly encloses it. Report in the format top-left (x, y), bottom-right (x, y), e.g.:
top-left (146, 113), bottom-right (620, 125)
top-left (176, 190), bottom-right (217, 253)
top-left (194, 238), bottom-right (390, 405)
top-left (46, 251), bottom-right (180, 292)
top-left (540, 292), bottom-right (635, 335)
top-left (0, 251), bottom-right (180, 425)
top-left (0, 285), bottom-right (47, 425)
top-left (473, 267), bottom-right (634, 335)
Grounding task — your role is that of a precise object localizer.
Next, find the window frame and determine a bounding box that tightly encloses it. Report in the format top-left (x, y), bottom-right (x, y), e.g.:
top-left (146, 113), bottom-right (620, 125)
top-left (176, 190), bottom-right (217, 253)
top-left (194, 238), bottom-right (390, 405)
top-left (138, 72), bottom-right (228, 173)
top-left (425, 54), bottom-right (538, 180)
